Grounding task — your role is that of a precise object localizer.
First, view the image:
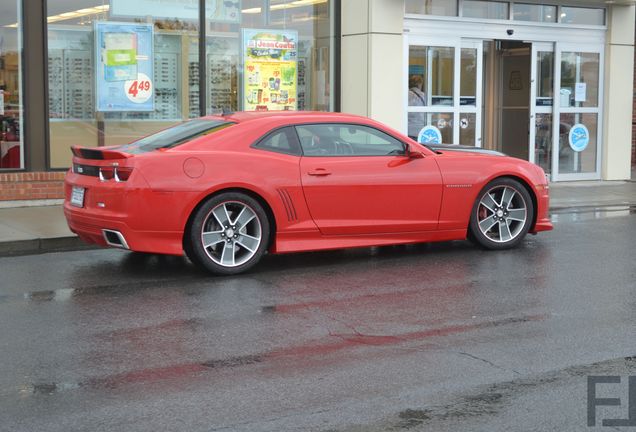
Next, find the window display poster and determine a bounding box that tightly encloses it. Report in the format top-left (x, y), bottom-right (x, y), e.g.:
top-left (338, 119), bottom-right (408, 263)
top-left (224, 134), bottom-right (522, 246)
top-left (242, 29), bottom-right (298, 111)
top-left (95, 22), bottom-right (154, 112)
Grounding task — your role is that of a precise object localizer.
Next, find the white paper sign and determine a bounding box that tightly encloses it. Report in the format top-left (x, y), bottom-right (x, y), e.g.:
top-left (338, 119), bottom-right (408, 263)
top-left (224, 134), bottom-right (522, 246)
top-left (575, 82), bottom-right (587, 102)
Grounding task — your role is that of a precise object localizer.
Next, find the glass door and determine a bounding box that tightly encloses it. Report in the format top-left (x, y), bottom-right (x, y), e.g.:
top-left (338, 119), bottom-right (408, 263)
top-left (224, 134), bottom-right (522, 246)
top-left (553, 44), bottom-right (603, 181)
top-left (406, 37), bottom-right (482, 146)
top-left (529, 42), bottom-right (555, 176)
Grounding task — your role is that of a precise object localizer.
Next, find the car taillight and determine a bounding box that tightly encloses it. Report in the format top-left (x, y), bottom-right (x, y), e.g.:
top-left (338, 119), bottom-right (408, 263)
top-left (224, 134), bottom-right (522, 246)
top-left (114, 167), bottom-right (133, 182)
top-left (99, 167), bottom-right (114, 181)
top-left (99, 166), bottom-right (133, 182)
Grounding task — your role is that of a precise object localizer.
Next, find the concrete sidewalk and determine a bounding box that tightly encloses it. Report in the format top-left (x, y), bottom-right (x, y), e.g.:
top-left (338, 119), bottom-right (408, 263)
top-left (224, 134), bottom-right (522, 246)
top-left (1, 178), bottom-right (635, 257)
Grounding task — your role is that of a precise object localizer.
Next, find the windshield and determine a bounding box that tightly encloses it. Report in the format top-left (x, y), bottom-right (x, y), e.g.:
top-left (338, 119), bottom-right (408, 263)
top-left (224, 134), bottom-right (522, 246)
top-left (117, 120), bottom-right (234, 154)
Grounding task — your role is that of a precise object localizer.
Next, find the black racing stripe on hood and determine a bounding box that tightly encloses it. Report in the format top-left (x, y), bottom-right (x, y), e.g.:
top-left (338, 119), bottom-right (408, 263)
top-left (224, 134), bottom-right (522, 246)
top-left (428, 144), bottom-right (505, 156)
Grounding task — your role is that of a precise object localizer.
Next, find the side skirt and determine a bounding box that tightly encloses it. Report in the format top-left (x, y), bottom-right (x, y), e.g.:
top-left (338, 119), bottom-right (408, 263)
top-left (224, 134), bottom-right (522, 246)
top-left (271, 229), bottom-right (468, 254)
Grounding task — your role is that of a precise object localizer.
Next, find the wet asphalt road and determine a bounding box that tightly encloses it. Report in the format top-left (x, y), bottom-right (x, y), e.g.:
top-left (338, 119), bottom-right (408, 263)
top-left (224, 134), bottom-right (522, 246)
top-left (1, 209), bottom-right (635, 432)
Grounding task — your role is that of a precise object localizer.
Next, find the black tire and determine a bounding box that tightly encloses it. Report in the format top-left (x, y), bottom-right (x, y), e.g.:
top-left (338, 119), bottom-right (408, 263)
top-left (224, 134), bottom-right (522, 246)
top-left (469, 178), bottom-right (534, 250)
top-left (186, 192), bottom-right (270, 275)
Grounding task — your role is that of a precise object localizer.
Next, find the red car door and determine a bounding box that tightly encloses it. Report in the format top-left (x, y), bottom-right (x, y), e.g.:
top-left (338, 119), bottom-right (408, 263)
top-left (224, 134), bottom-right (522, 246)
top-left (297, 123), bottom-right (443, 236)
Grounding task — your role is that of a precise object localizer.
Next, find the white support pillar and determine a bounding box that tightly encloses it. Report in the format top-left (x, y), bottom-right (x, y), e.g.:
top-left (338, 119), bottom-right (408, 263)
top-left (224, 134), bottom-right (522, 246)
top-left (602, 5), bottom-right (635, 180)
top-left (340, 0), bottom-right (405, 131)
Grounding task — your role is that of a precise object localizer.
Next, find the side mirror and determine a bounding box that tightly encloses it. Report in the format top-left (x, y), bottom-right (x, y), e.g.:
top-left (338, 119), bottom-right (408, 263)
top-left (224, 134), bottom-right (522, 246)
top-left (407, 146), bottom-right (425, 159)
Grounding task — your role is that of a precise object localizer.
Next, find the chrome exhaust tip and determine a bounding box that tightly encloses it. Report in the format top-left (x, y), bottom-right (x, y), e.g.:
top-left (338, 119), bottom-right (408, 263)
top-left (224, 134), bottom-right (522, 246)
top-left (102, 229), bottom-right (130, 250)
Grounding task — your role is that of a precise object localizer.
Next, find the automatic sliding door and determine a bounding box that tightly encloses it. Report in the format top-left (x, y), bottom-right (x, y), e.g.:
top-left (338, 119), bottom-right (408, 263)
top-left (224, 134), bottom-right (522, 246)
top-left (459, 43), bottom-right (482, 146)
top-left (406, 38), bottom-right (481, 146)
top-left (553, 45), bottom-right (603, 180)
top-left (407, 44), bottom-right (454, 144)
top-left (530, 43), bottom-right (554, 175)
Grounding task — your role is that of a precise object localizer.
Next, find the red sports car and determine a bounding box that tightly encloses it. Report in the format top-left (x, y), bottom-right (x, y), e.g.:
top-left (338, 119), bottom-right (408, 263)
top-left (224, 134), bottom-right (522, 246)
top-left (64, 112), bottom-right (552, 275)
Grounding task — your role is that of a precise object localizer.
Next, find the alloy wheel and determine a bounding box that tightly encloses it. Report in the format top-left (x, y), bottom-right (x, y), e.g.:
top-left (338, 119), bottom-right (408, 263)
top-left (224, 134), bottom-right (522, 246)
top-left (476, 185), bottom-right (528, 243)
top-left (200, 201), bottom-right (263, 267)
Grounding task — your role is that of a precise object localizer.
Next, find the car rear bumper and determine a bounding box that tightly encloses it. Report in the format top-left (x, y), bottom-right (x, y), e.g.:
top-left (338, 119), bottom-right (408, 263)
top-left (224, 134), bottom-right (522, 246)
top-left (64, 203), bottom-right (184, 255)
top-left (63, 170), bottom-right (188, 256)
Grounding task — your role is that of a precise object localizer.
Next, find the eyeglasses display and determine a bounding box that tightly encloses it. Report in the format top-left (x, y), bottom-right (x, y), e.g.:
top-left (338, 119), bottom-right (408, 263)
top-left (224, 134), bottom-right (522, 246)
top-left (48, 49), bottom-right (94, 120)
top-left (48, 55), bottom-right (64, 118)
top-left (188, 59), bottom-right (200, 118)
top-left (207, 54), bottom-right (236, 113)
top-left (297, 58), bottom-right (307, 111)
top-left (151, 53), bottom-right (180, 120)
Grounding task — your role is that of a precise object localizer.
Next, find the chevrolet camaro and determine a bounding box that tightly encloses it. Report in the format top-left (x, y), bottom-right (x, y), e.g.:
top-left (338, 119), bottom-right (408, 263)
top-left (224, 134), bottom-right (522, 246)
top-left (64, 112), bottom-right (552, 275)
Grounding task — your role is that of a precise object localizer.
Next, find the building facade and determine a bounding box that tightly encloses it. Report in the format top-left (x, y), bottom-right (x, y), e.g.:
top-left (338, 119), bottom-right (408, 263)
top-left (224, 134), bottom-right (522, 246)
top-left (341, 0), bottom-right (635, 182)
top-left (0, 0), bottom-right (634, 204)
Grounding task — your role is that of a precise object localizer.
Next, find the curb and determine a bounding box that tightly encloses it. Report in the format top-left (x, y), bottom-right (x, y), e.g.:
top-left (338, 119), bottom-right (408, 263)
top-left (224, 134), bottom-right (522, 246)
top-left (0, 236), bottom-right (98, 257)
top-left (549, 203), bottom-right (636, 212)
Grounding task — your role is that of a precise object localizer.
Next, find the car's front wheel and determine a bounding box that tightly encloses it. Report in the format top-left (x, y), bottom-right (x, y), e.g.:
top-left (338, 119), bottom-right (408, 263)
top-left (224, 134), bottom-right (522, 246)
top-left (469, 178), bottom-right (534, 250)
top-left (186, 192), bottom-right (270, 275)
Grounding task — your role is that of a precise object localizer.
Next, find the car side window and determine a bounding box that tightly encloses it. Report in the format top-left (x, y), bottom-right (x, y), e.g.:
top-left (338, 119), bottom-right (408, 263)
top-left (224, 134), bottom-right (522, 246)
top-left (253, 127), bottom-right (301, 156)
top-left (295, 124), bottom-right (406, 157)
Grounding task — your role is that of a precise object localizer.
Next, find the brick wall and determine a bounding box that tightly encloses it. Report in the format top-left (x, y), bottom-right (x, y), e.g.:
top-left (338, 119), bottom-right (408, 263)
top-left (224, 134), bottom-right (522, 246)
top-left (0, 172), bottom-right (65, 201)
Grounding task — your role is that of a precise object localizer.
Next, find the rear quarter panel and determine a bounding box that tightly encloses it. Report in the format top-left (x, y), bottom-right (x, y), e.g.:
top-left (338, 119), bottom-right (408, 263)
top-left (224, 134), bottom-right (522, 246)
top-left (136, 148), bottom-right (317, 235)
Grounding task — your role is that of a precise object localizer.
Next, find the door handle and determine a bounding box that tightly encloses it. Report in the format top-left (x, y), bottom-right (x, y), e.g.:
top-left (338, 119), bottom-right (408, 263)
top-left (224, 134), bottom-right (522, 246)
top-left (307, 168), bottom-right (331, 176)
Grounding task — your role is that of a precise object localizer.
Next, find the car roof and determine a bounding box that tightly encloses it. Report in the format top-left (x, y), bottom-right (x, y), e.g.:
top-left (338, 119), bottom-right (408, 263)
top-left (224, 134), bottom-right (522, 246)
top-left (201, 111), bottom-right (372, 124)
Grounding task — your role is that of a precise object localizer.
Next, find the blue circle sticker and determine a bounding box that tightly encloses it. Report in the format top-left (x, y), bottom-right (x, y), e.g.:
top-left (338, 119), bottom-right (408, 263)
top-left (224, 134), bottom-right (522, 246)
top-left (417, 125), bottom-right (442, 145)
top-left (568, 123), bottom-right (590, 152)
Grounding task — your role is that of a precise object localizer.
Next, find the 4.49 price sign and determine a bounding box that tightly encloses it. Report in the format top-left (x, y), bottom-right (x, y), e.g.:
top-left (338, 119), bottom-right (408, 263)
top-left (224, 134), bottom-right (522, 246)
top-left (125, 73), bottom-right (153, 104)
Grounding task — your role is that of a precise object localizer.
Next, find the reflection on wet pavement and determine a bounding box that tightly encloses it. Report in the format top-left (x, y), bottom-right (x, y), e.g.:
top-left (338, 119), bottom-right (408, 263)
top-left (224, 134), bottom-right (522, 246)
top-left (551, 204), bottom-right (636, 223)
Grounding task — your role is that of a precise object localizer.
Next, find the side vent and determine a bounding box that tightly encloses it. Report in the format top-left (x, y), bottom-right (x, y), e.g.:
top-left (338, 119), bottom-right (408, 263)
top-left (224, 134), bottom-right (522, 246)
top-left (277, 188), bottom-right (297, 222)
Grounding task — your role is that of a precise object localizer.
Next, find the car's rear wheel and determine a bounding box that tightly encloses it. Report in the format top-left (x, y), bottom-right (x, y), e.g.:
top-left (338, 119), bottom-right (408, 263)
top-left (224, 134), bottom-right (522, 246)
top-left (186, 192), bottom-right (270, 275)
top-left (469, 178), bottom-right (534, 250)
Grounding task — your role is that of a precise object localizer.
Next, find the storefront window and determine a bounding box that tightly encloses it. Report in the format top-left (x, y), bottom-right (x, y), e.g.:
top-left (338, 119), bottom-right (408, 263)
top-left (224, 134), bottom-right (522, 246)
top-left (560, 7), bottom-right (605, 26)
top-left (513, 4), bottom-right (556, 23)
top-left (557, 48), bottom-right (600, 177)
top-left (535, 113), bottom-right (552, 174)
top-left (408, 42), bottom-right (481, 146)
top-left (534, 51), bottom-right (554, 174)
top-left (408, 46), bottom-right (454, 108)
top-left (408, 112), bottom-right (453, 144)
top-left (47, 0), bottom-right (334, 169)
top-left (462, 1), bottom-right (509, 20)
top-left (559, 113), bottom-right (597, 174)
top-left (205, 0), bottom-right (334, 113)
top-left (0, 1), bottom-right (23, 170)
top-left (47, 0), bottom-right (199, 168)
top-left (536, 51), bottom-right (554, 103)
top-left (560, 52), bottom-right (599, 108)
top-left (459, 113), bottom-right (476, 145)
top-left (460, 48), bottom-right (476, 107)
top-left (405, 0), bottom-right (457, 16)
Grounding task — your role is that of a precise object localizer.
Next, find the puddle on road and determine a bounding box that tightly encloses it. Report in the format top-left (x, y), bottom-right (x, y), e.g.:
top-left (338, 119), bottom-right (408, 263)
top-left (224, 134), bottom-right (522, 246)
top-left (550, 205), bottom-right (636, 223)
top-left (24, 288), bottom-right (75, 302)
top-left (200, 354), bottom-right (263, 369)
top-left (18, 382), bottom-right (80, 398)
top-left (16, 354), bottom-right (264, 398)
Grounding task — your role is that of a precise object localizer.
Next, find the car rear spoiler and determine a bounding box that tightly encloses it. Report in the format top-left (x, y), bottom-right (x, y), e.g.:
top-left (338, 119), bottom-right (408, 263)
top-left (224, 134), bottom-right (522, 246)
top-left (71, 146), bottom-right (133, 160)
